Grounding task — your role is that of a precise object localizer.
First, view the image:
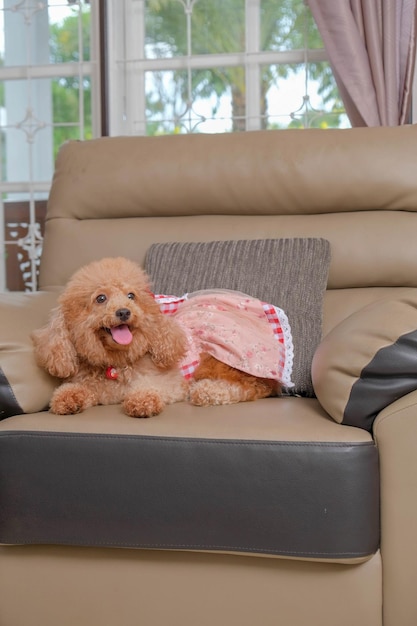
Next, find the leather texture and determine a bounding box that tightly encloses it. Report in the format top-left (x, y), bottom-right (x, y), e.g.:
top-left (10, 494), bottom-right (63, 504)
top-left (0, 291), bottom-right (59, 418)
top-left (345, 330), bottom-right (417, 429)
top-left (46, 127), bottom-right (417, 221)
top-left (0, 546), bottom-right (382, 626)
top-left (40, 127), bottom-right (417, 292)
top-left (0, 415), bottom-right (379, 558)
top-left (313, 290), bottom-right (417, 429)
top-left (39, 211), bottom-right (417, 291)
top-left (375, 392), bottom-right (417, 626)
top-left (0, 368), bottom-right (22, 419)
top-left (2, 125), bottom-right (417, 625)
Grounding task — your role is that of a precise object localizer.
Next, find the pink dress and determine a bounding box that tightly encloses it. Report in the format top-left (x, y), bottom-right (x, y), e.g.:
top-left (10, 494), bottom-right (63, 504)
top-left (155, 290), bottom-right (294, 388)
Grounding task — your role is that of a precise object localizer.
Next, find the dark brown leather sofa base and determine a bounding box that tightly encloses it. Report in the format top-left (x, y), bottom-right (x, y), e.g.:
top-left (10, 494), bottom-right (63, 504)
top-left (0, 407), bottom-right (379, 559)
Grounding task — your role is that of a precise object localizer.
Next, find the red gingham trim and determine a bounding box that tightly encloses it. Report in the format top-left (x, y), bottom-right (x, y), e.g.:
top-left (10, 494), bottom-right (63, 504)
top-left (262, 303), bottom-right (284, 344)
top-left (180, 360), bottom-right (199, 379)
top-left (154, 295), bottom-right (186, 315)
top-left (262, 302), bottom-right (286, 377)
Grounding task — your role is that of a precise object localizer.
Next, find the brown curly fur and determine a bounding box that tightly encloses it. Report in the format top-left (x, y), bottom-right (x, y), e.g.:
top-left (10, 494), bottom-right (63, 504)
top-left (189, 352), bottom-right (281, 406)
top-left (31, 257), bottom-right (188, 418)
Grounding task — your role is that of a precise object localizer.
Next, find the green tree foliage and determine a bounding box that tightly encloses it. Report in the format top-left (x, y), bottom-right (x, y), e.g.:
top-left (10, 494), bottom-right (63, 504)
top-left (49, 9), bottom-right (92, 157)
top-left (145, 0), bottom-right (345, 132)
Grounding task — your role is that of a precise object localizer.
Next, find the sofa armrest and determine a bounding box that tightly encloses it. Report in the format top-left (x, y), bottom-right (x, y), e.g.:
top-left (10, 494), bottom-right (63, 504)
top-left (312, 289), bottom-right (417, 431)
top-left (374, 392), bottom-right (417, 625)
top-left (313, 293), bottom-right (417, 621)
top-left (0, 290), bottom-right (60, 419)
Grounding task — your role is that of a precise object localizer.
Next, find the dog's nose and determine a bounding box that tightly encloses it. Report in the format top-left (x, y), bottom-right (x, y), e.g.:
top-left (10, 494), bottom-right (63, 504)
top-left (115, 308), bottom-right (131, 322)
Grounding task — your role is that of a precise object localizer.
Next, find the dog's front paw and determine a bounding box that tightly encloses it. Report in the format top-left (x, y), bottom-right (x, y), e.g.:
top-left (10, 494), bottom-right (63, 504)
top-left (50, 384), bottom-right (93, 415)
top-left (123, 391), bottom-right (165, 418)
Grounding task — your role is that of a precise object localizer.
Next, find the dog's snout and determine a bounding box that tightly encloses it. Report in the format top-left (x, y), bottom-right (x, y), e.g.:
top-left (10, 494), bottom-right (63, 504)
top-left (115, 308), bottom-right (131, 322)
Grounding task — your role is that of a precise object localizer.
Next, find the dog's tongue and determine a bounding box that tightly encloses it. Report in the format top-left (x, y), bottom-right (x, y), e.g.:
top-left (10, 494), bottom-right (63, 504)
top-left (110, 324), bottom-right (133, 345)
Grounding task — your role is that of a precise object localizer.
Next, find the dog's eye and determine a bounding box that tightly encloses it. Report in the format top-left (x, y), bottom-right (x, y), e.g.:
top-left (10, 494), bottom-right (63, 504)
top-left (127, 292), bottom-right (135, 300)
top-left (96, 294), bottom-right (107, 304)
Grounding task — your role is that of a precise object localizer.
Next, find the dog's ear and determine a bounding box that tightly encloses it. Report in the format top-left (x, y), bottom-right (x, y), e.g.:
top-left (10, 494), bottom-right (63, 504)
top-left (145, 313), bottom-right (187, 369)
top-left (31, 306), bottom-right (78, 379)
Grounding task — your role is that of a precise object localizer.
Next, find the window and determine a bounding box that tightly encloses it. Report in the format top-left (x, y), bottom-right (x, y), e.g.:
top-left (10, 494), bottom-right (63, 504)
top-left (107, 0), bottom-right (349, 135)
top-left (0, 0), bottom-right (98, 291)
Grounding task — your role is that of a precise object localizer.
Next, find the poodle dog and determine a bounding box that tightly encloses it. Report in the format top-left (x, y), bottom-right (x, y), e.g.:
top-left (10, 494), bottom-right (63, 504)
top-left (32, 257), bottom-right (188, 418)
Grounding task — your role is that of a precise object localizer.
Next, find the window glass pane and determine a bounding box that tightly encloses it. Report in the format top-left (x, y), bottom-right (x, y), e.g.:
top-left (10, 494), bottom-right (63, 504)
top-left (0, 0), bottom-right (90, 67)
top-left (261, 0), bottom-right (323, 51)
top-left (145, 66), bottom-right (246, 134)
top-left (49, 1), bottom-right (91, 63)
top-left (145, 69), bottom-right (186, 133)
top-left (145, 0), bottom-right (246, 57)
top-left (52, 74), bottom-right (92, 156)
top-left (191, 0), bottom-right (245, 54)
top-left (0, 73), bottom-right (91, 180)
top-left (1, 0), bottom-right (49, 68)
top-left (1, 78), bottom-right (54, 186)
top-left (264, 62), bottom-right (349, 129)
top-left (145, 0), bottom-right (187, 57)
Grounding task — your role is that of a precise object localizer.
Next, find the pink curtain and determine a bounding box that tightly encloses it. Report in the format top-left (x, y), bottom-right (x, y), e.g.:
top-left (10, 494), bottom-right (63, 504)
top-left (306, 0), bottom-right (417, 126)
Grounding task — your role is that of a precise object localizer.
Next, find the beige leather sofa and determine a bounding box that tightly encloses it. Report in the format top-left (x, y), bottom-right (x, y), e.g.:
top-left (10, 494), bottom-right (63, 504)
top-left (1, 125), bottom-right (417, 626)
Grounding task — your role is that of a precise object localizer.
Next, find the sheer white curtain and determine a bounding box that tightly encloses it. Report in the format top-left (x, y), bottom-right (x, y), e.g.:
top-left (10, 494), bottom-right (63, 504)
top-left (307, 0), bottom-right (417, 126)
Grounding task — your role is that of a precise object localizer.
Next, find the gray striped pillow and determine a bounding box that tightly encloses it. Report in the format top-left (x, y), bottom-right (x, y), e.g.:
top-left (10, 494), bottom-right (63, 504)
top-left (145, 238), bottom-right (330, 397)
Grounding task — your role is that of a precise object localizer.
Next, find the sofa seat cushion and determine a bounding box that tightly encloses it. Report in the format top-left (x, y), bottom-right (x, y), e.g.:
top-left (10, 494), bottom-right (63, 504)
top-left (0, 399), bottom-right (379, 562)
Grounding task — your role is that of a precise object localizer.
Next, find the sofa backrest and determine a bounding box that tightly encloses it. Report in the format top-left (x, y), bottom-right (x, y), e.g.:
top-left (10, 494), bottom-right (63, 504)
top-left (40, 125), bottom-right (417, 336)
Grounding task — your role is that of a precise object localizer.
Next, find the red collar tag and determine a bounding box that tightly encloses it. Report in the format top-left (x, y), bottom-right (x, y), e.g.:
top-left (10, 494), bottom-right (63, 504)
top-left (106, 366), bottom-right (118, 380)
